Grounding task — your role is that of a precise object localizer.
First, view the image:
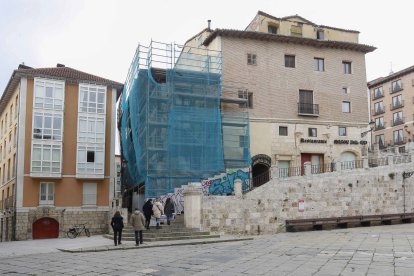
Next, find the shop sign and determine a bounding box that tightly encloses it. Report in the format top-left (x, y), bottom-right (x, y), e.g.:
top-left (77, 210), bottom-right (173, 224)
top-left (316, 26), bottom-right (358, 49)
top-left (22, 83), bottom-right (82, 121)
top-left (334, 140), bottom-right (368, 145)
top-left (300, 138), bottom-right (327, 143)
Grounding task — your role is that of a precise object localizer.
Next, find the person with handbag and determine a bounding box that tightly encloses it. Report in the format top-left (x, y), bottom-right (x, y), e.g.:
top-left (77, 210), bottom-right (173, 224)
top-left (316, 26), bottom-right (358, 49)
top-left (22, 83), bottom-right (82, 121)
top-left (152, 198), bottom-right (164, 229)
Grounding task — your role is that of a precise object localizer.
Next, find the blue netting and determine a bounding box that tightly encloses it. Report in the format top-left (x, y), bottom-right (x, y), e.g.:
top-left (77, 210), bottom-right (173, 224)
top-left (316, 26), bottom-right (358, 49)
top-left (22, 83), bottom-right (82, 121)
top-left (119, 42), bottom-right (250, 197)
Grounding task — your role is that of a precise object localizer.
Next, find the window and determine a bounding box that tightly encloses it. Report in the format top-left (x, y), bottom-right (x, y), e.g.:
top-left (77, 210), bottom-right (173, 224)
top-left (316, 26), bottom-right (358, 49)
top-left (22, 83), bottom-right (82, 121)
top-left (79, 84), bottom-right (106, 114)
top-left (238, 91), bottom-right (253, 109)
top-left (31, 144), bottom-right (61, 174)
top-left (268, 24), bottom-right (278, 34)
top-left (374, 101), bottom-right (384, 114)
top-left (77, 145), bottom-right (104, 175)
top-left (33, 112), bottom-right (62, 140)
top-left (393, 111), bottom-right (403, 125)
top-left (83, 183), bottom-right (97, 206)
top-left (15, 96), bottom-right (18, 118)
top-left (279, 126), bottom-right (288, 136)
top-left (298, 90), bottom-right (317, 114)
top-left (308, 128), bottom-right (317, 137)
top-left (78, 116), bottom-right (105, 143)
top-left (375, 134), bottom-right (385, 147)
top-left (317, 29), bottom-right (324, 40)
top-left (342, 101), bottom-right (351, 113)
top-left (290, 25), bottom-right (302, 37)
top-left (339, 127), bottom-right (347, 136)
top-left (373, 87), bottom-right (383, 98)
top-left (391, 79), bottom-right (403, 93)
top-left (87, 151), bottom-right (95, 163)
top-left (247, 54), bottom-right (257, 65)
top-left (34, 79), bottom-right (64, 110)
top-left (39, 182), bottom-right (54, 205)
top-left (393, 129), bottom-right (404, 143)
top-left (10, 104), bottom-right (13, 123)
top-left (375, 117), bottom-right (384, 129)
top-left (343, 61), bottom-right (352, 74)
top-left (392, 95), bottom-right (402, 108)
top-left (285, 55), bottom-right (295, 68)
top-left (342, 87), bottom-right (349, 94)
top-left (314, 58), bottom-right (324, 71)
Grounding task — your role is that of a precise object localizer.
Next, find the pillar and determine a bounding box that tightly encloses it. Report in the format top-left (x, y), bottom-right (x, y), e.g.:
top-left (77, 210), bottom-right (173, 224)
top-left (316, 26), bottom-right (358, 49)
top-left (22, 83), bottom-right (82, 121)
top-left (234, 179), bottom-right (242, 197)
top-left (184, 183), bottom-right (202, 229)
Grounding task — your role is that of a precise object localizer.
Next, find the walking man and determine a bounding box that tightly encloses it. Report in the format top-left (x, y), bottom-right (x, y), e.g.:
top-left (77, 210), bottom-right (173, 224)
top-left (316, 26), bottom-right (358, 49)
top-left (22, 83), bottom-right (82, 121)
top-left (130, 208), bottom-right (146, 246)
top-left (143, 199), bottom-right (153, 229)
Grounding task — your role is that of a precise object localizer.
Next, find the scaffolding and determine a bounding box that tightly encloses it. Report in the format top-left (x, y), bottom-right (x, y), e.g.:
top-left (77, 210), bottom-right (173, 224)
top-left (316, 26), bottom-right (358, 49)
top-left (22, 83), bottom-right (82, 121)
top-left (119, 41), bottom-right (250, 197)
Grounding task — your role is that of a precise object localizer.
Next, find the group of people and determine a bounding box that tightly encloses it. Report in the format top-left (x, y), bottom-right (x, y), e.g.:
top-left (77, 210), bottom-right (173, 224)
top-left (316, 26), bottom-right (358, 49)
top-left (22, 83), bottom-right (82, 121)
top-left (110, 197), bottom-right (175, 246)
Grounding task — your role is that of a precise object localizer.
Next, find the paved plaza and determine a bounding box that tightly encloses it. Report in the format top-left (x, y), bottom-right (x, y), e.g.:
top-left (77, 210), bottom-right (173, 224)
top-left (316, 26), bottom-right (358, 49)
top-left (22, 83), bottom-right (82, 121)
top-left (2, 224), bottom-right (414, 275)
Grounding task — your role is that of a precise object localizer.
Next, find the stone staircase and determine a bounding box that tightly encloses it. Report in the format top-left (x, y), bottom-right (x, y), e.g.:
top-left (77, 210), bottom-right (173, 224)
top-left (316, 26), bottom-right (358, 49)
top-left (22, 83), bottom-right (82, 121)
top-left (105, 214), bottom-right (220, 242)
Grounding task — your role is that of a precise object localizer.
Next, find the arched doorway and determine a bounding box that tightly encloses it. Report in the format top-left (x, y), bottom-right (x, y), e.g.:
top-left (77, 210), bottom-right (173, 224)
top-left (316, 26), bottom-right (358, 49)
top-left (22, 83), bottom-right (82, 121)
top-left (252, 154), bottom-right (271, 188)
top-left (33, 217), bottom-right (59, 239)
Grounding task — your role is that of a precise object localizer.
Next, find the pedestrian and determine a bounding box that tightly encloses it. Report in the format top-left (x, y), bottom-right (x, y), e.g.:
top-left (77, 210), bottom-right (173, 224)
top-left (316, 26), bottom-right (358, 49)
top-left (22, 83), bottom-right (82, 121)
top-left (164, 198), bottom-right (175, 225)
top-left (110, 211), bottom-right (124, 246)
top-left (130, 208), bottom-right (146, 246)
top-left (142, 199), bottom-right (153, 229)
top-left (152, 198), bottom-right (164, 229)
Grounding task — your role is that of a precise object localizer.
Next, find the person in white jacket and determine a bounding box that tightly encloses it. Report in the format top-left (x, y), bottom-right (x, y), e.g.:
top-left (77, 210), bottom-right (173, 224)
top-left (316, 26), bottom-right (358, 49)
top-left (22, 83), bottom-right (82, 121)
top-left (152, 198), bottom-right (164, 229)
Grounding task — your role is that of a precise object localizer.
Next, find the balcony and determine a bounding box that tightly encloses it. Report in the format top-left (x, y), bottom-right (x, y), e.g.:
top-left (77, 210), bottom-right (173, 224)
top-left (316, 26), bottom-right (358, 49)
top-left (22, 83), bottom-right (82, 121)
top-left (390, 100), bottom-right (404, 111)
top-left (372, 91), bottom-right (384, 100)
top-left (372, 107), bottom-right (385, 116)
top-left (297, 103), bottom-right (319, 116)
top-left (374, 123), bottom-right (385, 131)
top-left (390, 83), bottom-right (403, 94)
top-left (389, 138), bottom-right (407, 146)
top-left (391, 117), bottom-right (405, 127)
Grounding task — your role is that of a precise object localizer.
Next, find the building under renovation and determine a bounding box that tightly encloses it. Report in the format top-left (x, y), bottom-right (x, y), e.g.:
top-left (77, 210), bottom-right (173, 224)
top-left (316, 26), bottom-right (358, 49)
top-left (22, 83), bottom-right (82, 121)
top-left (119, 42), bottom-right (250, 199)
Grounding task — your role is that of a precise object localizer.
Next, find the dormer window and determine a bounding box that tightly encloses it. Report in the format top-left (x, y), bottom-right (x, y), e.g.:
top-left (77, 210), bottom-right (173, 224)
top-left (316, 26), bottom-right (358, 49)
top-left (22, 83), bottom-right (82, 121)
top-left (317, 29), bottom-right (324, 40)
top-left (268, 24), bottom-right (278, 34)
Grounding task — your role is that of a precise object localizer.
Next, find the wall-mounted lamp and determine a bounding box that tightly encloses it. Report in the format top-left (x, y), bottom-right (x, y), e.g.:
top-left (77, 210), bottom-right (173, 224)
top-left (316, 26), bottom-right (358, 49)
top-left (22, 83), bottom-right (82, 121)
top-left (361, 120), bottom-right (375, 138)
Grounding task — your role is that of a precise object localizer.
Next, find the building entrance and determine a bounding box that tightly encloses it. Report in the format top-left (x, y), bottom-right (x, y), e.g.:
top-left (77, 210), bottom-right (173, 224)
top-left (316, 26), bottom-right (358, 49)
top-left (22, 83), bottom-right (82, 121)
top-left (32, 217), bottom-right (59, 239)
top-left (251, 154), bottom-right (271, 188)
top-left (301, 153), bottom-right (324, 174)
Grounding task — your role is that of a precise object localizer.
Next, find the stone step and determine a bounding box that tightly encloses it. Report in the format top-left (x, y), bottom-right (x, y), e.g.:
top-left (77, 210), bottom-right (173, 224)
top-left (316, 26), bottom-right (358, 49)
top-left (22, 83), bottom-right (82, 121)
top-left (104, 234), bottom-right (220, 242)
top-left (122, 227), bottom-right (195, 234)
top-left (110, 231), bottom-right (212, 238)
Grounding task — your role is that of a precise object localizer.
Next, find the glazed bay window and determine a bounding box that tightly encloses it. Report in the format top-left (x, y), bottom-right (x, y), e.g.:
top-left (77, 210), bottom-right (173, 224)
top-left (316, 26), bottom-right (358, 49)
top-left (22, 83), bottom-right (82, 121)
top-left (77, 145), bottom-right (104, 177)
top-left (79, 85), bottom-right (106, 114)
top-left (314, 58), bottom-right (324, 71)
top-left (31, 144), bottom-right (61, 175)
top-left (34, 78), bottom-right (64, 110)
top-left (247, 53), bottom-right (257, 65)
top-left (39, 182), bottom-right (54, 205)
top-left (33, 112), bottom-right (62, 140)
top-left (78, 116), bottom-right (105, 143)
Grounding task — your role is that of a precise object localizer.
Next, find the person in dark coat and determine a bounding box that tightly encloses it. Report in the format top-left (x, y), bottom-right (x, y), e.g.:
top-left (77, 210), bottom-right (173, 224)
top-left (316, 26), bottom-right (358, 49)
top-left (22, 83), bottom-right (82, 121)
top-left (142, 199), bottom-right (153, 229)
top-left (110, 211), bottom-right (124, 246)
top-left (164, 198), bottom-right (175, 225)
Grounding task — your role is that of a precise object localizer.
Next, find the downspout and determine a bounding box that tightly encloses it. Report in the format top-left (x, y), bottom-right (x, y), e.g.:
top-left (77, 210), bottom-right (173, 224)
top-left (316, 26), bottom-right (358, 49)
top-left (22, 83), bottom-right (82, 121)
top-left (12, 79), bottom-right (21, 241)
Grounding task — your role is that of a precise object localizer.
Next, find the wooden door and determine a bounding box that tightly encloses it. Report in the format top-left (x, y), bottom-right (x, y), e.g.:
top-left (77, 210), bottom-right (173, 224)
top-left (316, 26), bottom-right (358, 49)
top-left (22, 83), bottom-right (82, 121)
top-left (33, 217), bottom-right (59, 239)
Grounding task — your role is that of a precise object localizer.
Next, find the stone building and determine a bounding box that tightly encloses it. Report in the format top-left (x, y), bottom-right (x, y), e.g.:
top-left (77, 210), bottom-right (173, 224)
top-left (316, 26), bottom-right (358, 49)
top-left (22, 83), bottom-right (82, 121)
top-left (368, 65), bottom-right (414, 152)
top-left (184, 11), bottom-right (376, 186)
top-left (0, 64), bottom-right (122, 241)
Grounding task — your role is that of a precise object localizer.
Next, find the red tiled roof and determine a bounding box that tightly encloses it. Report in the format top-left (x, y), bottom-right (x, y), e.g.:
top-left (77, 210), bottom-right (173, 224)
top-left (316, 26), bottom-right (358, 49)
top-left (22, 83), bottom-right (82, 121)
top-left (203, 29), bottom-right (376, 53)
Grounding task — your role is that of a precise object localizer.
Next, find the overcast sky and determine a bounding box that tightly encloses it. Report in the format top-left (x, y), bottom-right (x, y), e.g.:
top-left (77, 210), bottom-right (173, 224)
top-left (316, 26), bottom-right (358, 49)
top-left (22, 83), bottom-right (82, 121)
top-left (0, 0), bottom-right (413, 94)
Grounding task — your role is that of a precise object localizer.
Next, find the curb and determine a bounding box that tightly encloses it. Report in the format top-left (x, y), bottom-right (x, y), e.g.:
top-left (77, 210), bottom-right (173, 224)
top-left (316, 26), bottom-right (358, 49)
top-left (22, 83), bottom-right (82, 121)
top-left (58, 237), bottom-right (254, 253)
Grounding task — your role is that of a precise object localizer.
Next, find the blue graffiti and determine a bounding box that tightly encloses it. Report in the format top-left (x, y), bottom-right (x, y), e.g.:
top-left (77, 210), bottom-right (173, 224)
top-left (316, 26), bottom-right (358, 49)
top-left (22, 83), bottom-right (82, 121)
top-left (208, 169), bottom-right (250, 195)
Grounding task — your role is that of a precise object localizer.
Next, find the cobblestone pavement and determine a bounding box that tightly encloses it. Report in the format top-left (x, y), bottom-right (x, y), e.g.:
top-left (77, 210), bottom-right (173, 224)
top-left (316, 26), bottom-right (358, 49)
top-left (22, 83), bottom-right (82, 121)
top-left (2, 224), bottom-right (414, 275)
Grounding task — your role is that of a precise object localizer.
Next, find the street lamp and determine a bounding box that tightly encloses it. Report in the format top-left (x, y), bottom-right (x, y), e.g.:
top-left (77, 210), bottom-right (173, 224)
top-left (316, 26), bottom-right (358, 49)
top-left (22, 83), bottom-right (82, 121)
top-left (361, 120), bottom-right (375, 138)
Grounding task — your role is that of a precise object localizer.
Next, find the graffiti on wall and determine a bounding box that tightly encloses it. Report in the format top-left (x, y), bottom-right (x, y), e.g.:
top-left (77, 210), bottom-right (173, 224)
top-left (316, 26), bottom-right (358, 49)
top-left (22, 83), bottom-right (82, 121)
top-left (201, 168), bottom-right (250, 195)
top-left (159, 187), bottom-right (184, 214)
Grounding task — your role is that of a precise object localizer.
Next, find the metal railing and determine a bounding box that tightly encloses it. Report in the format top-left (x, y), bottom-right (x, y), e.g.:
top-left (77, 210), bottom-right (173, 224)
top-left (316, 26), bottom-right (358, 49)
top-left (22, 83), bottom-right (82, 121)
top-left (394, 155), bottom-right (411, 164)
top-left (390, 100), bottom-right (404, 111)
top-left (389, 138), bottom-right (407, 146)
top-left (391, 117), bottom-right (405, 126)
top-left (252, 170), bottom-right (271, 188)
top-left (368, 157), bottom-right (388, 167)
top-left (279, 166), bottom-right (302, 178)
top-left (297, 103), bottom-right (319, 116)
top-left (311, 163), bottom-right (336, 174)
top-left (374, 123), bottom-right (385, 131)
top-left (372, 91), bottom-right (384, 100)
top-left (341, 160), bottom-right (363, 170)
top-left (372, 107), bottom-right (385, 116)
top-left (390, 83), bottom-right (403, 94)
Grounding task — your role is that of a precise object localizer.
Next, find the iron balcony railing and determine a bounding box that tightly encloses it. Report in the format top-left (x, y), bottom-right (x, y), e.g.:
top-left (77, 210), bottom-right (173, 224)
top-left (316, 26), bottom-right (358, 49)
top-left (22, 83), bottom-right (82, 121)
top-left (394, 155), bottom-right (411, 164)
top-left (372, 107), bottom-right (385, 116)
top-left (390, 100), bottom-right (404, 111)
top-left (372, 91), bottom-right (384, 100)
top-left (311, 163), bottom-right (336, 174)
top-left (297, 103), bottom-right (319, 116)
top-left (252, 170), bottom-right (271, 188)
top-left (391, 117), bottom-right (405, 126)
top-left (389, 138), bottom-right (407, 146)
top-left (368, 157), bottom-right (388, 167)
top-left (279, 166), bottom-right (302, 178)
top-left (374, 123), bottom-right (386, 131)
top-left (390, 83), bottom-right (403, 94)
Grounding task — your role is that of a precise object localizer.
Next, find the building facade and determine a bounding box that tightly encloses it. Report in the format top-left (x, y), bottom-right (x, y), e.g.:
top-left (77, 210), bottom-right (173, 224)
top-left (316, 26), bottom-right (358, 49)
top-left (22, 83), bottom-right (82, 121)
top-left (0, 64), bottom-right (122, 241)
top-left (368, 65), bottom-right (414, 152)
top-left (185, 11), bottom-right (375, 185)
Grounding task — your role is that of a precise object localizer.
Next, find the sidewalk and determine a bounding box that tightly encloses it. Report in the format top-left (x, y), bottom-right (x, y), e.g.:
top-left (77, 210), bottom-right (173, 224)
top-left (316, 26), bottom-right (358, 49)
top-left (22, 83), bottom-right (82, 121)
top-left (0, 235), bottom-right (253, 257)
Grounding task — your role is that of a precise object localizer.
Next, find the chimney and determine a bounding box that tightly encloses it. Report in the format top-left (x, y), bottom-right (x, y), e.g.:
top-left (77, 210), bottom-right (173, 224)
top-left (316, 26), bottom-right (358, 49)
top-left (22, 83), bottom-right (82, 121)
top-left (56, 63), bottom-right (65, 67)
top-left (18, 64), bottom-right (33, 69)
top-left (208, 19), bottom-right (211, 30)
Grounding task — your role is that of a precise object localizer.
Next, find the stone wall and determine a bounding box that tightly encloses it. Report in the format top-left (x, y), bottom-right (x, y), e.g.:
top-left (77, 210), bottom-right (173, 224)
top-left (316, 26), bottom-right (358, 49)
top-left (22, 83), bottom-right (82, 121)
top-left (15, 207), bottom-right (109, 240)
top-left (201, 162), bottom-right (414, 235)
